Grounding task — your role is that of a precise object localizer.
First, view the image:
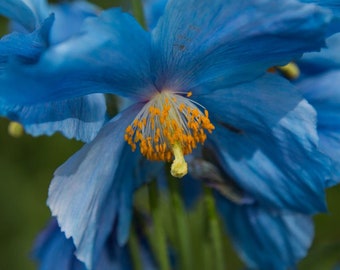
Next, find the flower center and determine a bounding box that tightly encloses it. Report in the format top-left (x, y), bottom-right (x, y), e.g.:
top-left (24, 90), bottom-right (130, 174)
top-left (124, 91), bottom-right (214, 178)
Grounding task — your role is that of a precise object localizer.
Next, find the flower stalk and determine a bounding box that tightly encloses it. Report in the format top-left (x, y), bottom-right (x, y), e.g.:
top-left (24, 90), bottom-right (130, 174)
top-left (148, 181), bottom-right (171, 270)
top-left (168, 175), bottom-right (193, 270)
top-left (204, 187), bottom-right (225, 270)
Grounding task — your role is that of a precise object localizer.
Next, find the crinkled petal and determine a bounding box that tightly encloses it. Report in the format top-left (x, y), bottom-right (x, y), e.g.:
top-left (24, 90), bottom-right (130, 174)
top-left (33, 219), bottom-right (86, 270)
top-left (151, 0), bottom-right (331, 93)
top-left (0, 8), bottom-right (154, 107)
top-left (0, 14), bottom-right (53, 64)
top-left (298, 33), bottom-right (340, 75)
top-left (0, 0), bottom-right (48, 31)
top-left (33, 218), bottom-right (138, 270)
top-left (297, 70), bottom-right (340, 185)
top-left (28, 0), bottom-right (50, 23)
top-left (326, 18), bottom-right (340, 36)
top-left (0, 94), bottom-right (107, 142)
top-left (197, 74), bottom-right (329, 213)
top-left (216, 195), bottom-right (314, 270)
top-left (301, 0), bottom-right (340, 17)
top-left (47, 104), bottom-right (156, 269)
top-left (50, 1), bottom-right (99, 45)
top-left (0, 0), bottom-right (37, 31)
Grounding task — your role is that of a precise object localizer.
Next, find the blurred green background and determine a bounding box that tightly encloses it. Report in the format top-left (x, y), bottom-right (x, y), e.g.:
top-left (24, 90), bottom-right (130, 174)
top-left (0, 1), bottom-right (340, 269)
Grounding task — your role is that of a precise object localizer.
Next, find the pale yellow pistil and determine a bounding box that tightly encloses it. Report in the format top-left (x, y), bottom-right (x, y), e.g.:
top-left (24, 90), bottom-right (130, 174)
top-left (170, 143), bottom-right (188, 178)
top-left (277, 62), bottom-right (300, 80)
top-left (124, 91), bottom-right (214, 178)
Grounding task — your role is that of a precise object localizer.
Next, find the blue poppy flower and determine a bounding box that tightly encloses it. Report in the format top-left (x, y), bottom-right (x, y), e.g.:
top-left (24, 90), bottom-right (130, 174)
top-left (33, 218), bottom-right (156, 270)
top-left (0, 0), bottom-right (333, 268)
top-left (0, 0), bottom-right (106, 142)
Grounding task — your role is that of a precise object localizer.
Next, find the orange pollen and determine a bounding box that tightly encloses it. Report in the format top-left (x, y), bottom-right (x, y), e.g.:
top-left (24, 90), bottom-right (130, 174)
top-left (124, 91), bottom-right (215, 163)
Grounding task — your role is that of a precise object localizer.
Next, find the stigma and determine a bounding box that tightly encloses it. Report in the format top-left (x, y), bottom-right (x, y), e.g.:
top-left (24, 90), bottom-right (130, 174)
top-left (277, 62), bottom-right (300, 80)
top-left (124, 91), bottom-right (214, 178)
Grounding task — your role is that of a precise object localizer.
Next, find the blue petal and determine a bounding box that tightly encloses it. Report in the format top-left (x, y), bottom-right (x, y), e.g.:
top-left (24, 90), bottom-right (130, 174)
top-left (0, 14), bottom-right (53, 64)
top-left (297, 70), bottom-right (340, 185)
top-left (33, 219), bottom-right (86, 270)
top-left (28, 0), bottom-right (49, 23)
top-left (0, 3), bottom-right (105, 142)
top-left (180, 174), bottom-right (203, 208)
top-left (151, 0), bottom-right (331, 93)
top-left (298, 33), bottom-right (340, 75)
top-left (33, 218), bottom-right (138, 270)
top-left (0, 0), bottom-right (48, 31)
top-left (301, 0), bottom-right (340, 18)
top-left (47, 104), bottom-right (157, 269)
top-left (216, 195), bottom-right (314, 270)
top-left (0, 94), bottom-right (107, 142)
top-left (188, 156), bottom-right (254, 205)
top-left (197, 74), bottom-right (329, 213)
top-left (0, 8), bottom-right (154, 107)
top-left (50, 1), bottom-right (99, 45)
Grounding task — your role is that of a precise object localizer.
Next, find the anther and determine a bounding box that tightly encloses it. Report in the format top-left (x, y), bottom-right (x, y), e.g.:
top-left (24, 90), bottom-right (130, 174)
top-left (124, 90), bottom-right (214, 173)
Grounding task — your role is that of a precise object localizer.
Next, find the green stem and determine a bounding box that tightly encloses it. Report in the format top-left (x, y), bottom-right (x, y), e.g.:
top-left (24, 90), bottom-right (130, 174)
top-left (148, 181), bottom-right (171, 270)
top-left (168, 176), bottom-right (193, 270)
top-left (128, 227), bottom-right (143, 270)
top-left (131, 0), bottom-right (147, 29)
top-left (204, 187), bottom-right (225, 270)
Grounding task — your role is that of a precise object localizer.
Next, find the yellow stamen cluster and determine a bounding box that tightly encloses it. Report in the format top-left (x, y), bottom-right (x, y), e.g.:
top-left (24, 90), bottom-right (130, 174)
top-left (124, 91), bottom-right (214, 177)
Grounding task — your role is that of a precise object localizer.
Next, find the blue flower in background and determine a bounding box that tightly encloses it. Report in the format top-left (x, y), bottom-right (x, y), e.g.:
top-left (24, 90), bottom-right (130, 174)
top-left (0, 0), bottom-right (107, 142)
top-left (218, 0), bottom-right (340, 188)
top-left (0, 0), bottom-right (334, 269)
top-left (296, 33), bottom-right (340, 186)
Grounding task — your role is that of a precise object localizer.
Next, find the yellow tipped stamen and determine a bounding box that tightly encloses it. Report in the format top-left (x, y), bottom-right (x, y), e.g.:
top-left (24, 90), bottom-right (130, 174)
top-left (186, 91), bottom-right (192, 97)
top-left (124, 90), bottom-right (214, 175)
top-left (8, 122), bottom-right (24, 138)
top-left (277, 62), bottom-right (300, 80)
top-left (170, 143), bottom-right (188, 178)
